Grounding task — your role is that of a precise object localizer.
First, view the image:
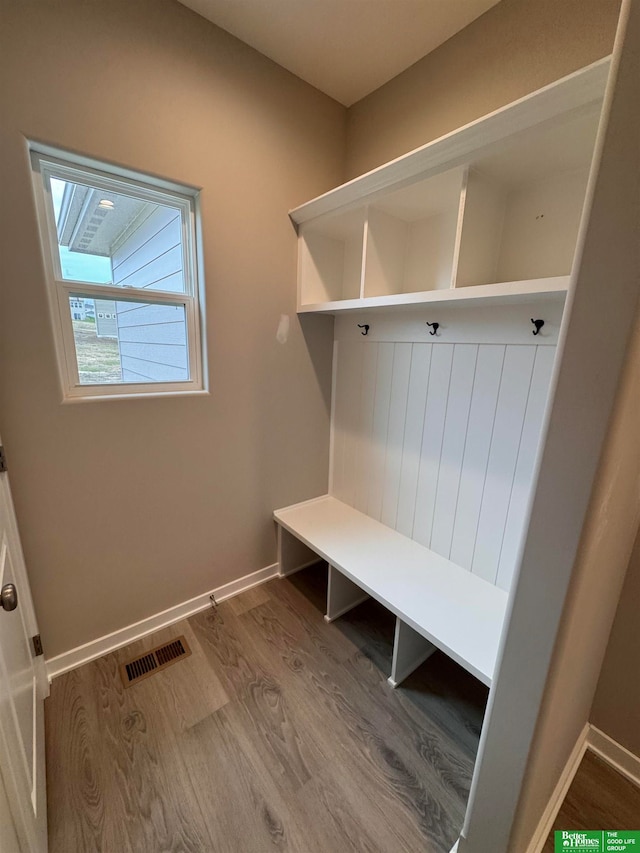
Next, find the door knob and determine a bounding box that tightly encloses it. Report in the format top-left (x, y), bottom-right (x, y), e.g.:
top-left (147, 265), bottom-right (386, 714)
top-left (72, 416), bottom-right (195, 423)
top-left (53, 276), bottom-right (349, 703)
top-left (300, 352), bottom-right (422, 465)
top-left (1, 583), bottom-right (17, 611)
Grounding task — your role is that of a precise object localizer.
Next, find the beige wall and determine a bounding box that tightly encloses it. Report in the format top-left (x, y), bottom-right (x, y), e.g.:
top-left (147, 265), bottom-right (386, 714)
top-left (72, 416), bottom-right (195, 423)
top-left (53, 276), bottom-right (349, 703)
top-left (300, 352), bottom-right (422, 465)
top-left (0, 0), bottom-right (345, 658)
top-left (346, 0), bottom-right (621, 179)
top-left (591, 526), bottom-right (640, 757)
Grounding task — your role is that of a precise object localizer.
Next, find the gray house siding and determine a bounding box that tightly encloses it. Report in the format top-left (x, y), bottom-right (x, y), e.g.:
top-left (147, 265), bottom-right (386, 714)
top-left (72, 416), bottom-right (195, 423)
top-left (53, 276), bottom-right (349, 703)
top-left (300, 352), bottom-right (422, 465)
top-left (117, 302), bottom-right (188, 382)
top-left (111, 205), bottom-right (188, 382)
top-left (95, 300), bottom-right (118, 338)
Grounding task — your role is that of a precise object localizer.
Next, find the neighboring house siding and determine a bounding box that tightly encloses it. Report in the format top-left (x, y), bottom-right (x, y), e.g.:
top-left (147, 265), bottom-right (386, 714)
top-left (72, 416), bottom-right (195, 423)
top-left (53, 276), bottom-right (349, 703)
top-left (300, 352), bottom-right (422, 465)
top-left (95, 300), bottom-right (118, 338)
top-left (111, 205), bottom-right (188, 382)
top-left (117, 302), bottom-right (188, 382)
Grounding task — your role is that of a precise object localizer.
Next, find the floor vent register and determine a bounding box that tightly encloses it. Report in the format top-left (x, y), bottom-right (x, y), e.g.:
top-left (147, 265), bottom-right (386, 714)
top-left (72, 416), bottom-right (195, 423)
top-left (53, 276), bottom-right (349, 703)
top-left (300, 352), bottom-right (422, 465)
top-left (120, 636), bottom-right (191, 687)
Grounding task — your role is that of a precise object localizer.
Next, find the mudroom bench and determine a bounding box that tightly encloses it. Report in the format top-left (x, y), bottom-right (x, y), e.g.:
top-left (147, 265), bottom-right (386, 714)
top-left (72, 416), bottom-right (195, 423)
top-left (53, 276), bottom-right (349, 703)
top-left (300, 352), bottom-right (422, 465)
top-left (274, 495), bottom-right (508, 688)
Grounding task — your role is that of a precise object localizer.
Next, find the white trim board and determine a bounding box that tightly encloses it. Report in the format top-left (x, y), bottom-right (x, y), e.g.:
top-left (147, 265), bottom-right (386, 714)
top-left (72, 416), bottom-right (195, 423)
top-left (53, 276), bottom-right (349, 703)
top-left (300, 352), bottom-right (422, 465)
top-left (299, 277), bottom-right (570, 315)
top-left (525, 724), bottom-right (640, 853)
top-left (524, 723), bottom-right (590, 853)
top-left (333, 300), bottom-right (565, 346)
top-left (588, 724), bottom-right (640, 788)
top-left (45, 562), bottom-right (279, 681)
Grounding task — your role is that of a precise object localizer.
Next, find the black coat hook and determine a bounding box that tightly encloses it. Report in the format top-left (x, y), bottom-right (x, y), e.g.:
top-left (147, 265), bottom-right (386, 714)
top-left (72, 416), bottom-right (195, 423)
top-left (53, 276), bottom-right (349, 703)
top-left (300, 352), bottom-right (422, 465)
top-left (531, 318), bottom-right (544, 336)
top-left (426, 322), bottom-right (439, 336)
top-left (357, 324), bottom-right (370, 336)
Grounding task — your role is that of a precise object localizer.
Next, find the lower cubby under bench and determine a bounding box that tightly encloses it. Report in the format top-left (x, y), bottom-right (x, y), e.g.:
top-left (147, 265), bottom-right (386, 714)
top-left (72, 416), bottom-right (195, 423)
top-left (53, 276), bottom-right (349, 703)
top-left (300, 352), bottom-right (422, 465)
top-left (273, 495), bottom-right (508, 688)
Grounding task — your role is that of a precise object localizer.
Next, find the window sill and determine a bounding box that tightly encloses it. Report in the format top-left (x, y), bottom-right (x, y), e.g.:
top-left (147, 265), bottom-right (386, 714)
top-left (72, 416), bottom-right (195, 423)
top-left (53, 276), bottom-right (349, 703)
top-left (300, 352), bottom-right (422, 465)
top-left (60, 388), bottom-right (210, 404)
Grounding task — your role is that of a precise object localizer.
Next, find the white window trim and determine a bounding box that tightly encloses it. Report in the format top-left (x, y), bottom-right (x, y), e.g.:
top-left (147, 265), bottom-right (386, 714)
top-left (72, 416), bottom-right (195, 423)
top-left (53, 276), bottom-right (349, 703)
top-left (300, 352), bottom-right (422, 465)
top-left (28, 143), bottom-right (208, 402)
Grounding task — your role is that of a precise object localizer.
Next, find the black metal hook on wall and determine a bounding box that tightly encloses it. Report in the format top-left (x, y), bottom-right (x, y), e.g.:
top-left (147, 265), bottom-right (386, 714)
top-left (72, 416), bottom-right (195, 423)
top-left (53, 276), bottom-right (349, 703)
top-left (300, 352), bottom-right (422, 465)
top-left (426, 322), bottom-right (440, 336)
top-left (531, 319), bottom-right (545, 336)
top-left (357, 324), bottom-right (370, 336)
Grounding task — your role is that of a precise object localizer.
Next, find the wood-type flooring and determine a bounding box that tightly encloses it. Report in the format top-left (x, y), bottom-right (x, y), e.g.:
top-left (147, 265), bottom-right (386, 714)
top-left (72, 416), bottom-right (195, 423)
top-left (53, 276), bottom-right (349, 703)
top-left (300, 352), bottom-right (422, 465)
top-left (46, 566), bottom-right (488, 853)
top-left (543, 750), bottom-right (640, 852)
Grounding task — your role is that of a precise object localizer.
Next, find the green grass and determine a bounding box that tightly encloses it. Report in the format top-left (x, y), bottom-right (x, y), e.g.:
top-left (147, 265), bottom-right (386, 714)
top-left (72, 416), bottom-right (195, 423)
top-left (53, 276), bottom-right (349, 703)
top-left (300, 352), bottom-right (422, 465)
top-left (71, 320), bottom-right (122, 384)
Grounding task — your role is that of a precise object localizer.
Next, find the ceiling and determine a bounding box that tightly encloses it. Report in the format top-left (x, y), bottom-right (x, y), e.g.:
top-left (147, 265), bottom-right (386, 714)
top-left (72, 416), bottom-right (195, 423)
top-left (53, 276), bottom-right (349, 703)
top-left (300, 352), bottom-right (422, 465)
top-left (177, 0), bottom-right (502, 106)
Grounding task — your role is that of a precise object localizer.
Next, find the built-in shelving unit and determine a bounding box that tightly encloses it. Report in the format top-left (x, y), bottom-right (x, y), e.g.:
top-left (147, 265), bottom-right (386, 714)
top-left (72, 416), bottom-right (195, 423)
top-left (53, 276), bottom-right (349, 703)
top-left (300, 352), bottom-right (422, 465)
top-left (274, 43), bottom-right (640, 853)
top-left (299, 207), bottom-right (365, 304)
top-left (278, 57), bottom-right (611, 684)
top-left (292, 59), bottom-right (608, 314)
top-left (274, 496), bottom-right (508, 688)
top-left (364, 168), bottom-right (464, 298)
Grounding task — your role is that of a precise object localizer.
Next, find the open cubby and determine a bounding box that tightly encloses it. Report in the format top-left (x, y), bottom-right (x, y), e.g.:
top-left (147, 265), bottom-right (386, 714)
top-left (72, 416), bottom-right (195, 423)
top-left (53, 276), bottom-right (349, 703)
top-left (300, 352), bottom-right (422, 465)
top-left (299, 208), bottom-right (365, 305)
top-left (293, 69), bottom-right (604, 312)
top-left (455, 110), bottom-right (598, 288)
top-left (363, 168), bottom-right (464, 297)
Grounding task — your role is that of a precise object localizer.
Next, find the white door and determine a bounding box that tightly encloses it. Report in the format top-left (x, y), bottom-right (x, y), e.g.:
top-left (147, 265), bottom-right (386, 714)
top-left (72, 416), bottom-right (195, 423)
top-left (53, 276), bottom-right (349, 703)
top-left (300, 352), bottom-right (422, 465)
top-left (0, 441), bottom-right (48, 853)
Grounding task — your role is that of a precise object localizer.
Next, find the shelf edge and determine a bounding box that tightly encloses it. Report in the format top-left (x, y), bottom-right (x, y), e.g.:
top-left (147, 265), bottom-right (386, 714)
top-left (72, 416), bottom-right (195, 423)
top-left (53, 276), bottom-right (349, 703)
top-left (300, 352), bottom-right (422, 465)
top-left (297, 276), bottom-right (570, 315)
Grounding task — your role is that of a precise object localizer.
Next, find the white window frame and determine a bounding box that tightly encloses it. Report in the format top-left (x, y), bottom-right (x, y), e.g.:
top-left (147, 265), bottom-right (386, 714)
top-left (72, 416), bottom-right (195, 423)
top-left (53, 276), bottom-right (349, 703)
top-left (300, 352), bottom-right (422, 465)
top-left (29, 143), bottom-right (207, 402)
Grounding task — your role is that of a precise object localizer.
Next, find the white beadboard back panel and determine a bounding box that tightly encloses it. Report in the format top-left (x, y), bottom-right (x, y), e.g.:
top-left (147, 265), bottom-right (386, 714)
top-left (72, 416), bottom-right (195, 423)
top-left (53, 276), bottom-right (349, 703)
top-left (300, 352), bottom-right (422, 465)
top-left (331, 302), bottom-right (561, 592)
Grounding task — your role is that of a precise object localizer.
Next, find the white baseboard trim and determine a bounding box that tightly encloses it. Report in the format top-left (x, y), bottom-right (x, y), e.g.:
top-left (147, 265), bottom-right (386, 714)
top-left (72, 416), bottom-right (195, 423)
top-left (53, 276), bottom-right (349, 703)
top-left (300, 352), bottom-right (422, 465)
top-left (46, 562), bottom-right (279, 681)
top-left (525, 723), bottom-right (590, 853)
top-left (525, 722), bottom-right (640, 853)
top-left (587, 724), bottom-right (640, 787)
top-left (449, 840), bottom-right (459, 853)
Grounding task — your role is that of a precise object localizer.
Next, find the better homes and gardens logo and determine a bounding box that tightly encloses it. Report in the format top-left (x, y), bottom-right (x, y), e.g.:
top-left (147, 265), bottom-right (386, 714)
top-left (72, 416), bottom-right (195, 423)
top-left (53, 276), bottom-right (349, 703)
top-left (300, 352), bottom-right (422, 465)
top-left (557, 832), bottom-right (602, 850)
top-left (555, 831), bottom-right (640, 852)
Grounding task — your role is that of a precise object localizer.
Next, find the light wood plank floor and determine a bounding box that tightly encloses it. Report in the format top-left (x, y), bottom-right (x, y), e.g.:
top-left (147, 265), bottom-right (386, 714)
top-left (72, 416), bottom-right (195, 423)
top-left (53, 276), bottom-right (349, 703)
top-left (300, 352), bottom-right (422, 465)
top-left (46, 566), bottom-right (488, 853)
top-left (543, 750), bottom-right (640, 852)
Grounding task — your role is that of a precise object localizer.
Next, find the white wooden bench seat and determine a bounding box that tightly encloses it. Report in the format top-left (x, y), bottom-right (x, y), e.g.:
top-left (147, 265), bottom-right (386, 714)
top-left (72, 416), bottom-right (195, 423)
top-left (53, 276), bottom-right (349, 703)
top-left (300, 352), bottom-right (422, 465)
top-left (274, 495), bottom-right (508, 688)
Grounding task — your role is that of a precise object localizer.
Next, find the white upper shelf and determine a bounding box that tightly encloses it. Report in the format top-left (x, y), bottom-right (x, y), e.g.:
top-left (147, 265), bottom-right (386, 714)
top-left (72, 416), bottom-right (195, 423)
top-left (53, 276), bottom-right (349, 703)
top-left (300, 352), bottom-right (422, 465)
top-left (298, 275), bottom-right (570, 314)
top-left (291, 58), bottom-right (610, 315)
top-left (289, 58), bottom-right (609, 226)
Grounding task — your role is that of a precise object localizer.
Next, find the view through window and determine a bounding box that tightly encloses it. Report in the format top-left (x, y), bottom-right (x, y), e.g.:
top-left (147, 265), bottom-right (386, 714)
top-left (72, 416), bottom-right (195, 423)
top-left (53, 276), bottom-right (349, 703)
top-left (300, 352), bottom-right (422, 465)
top-left (31, 149), bottom-right (205, 398)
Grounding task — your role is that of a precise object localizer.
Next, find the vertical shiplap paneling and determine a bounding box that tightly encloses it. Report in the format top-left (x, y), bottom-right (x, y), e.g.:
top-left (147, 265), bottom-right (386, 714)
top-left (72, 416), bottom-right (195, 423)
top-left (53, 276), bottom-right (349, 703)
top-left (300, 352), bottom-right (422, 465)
top-left (367, 343), bottom-right (395, 520)
top-left (495, 346), bottom-right (556, 590)
top-left (396, 344), bottom-right (432, 537)
top-left (380, 344), bottom-right (412, 529)
top-left (330, 329), bottom-right (555, 594)
top-left (449, 345), bottom-right (506, 569)
top-left (352, 344), bottom-right (379, 513)
top-left (330, 342), bottom-right (345, 500)
top-left (430, 344), bottom-right (479, 556)
top-left (340, 341), bottom-right (365, 507)
top-left (412, 345), bottom-right (454, 548)
top-left (331, 341), bottom-right (356, 501)
top-left (471, 346), bottom-right (537, 583)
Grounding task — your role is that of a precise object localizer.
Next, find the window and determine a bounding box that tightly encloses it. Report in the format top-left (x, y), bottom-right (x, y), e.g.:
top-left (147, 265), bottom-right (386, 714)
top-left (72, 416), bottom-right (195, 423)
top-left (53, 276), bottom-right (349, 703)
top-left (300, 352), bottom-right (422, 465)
top-left (29, 145), bottom-right (206, 401)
